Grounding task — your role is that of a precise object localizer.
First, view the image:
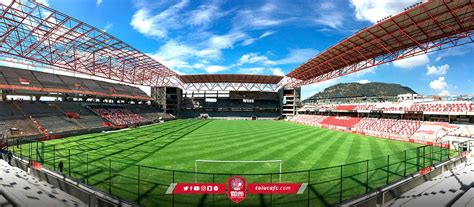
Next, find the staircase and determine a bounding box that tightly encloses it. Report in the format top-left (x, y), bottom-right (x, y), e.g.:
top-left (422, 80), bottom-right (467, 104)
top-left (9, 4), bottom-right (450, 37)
top-left (51, 103), bottom-right (87, 129)
top-left (12, 101), bottom-right (45, 135)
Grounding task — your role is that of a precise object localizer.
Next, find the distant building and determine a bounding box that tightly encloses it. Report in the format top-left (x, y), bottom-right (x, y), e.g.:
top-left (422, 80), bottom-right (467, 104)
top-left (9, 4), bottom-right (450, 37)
top-left (398, 93), bottom-right (422, 101)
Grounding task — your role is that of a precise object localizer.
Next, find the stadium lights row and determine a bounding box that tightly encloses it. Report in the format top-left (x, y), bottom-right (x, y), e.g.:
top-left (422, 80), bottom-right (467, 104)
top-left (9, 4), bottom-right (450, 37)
top-left (377, 15), bottom-right (393, 23)
top-left (404, 2), bottom-right (424, 11)
top-left (376, 1), bottom-right (423, 23)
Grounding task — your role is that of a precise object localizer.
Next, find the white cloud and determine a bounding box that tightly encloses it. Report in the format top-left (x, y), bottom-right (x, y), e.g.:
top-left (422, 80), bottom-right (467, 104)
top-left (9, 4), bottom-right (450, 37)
top-left (275, 48), bottom-right (318, 65)
top-left (314, 14), bottom-right (343, 29)
top-left (259, 31), bottom-right (274, 38)
top-left (236, 48), bottom-right (317, 67)
top-left (438, 90), bottom-right (449, 96)
top-left (148, 40), bottom-right (210, 72)
top-left (242, 31), bottom-right (275, 46)
top-left (130, 0), bottom-right (189, 38)
top-left (130, 9), bottom-right (167, 38)
top-left (207, 31), bottom-right (247, 50)
top-left (426, 64), bottom-right (449, 75)
top-left (270, 68), bottom-right (285, 76)
top-left (357, 79), bottom-right (370, 84)
top-left (237, 53), bottom-right (273, 66)
top-left (301, 78), bottom-right (339, 99)
top-left (150, 31), bottom-right (246, 72)
top-left (186, 0), bottom-right (223, 26)
top-left (232, 1), bottom-right (348, 31)
top-left (350, 0), bottom-right (419, 23)
top-left (313, 6), bottom-right (344, 29)
top-left (430, 76), bottom-right (447, 90)
top-left (435, 45), bottom-right (474, 62)
top-left (102, 22), bottom-right (113, 32)
top-left (237, 67), bottom-right (265, 74)
top-left (35, 0), bottom-right (49, 6)
top-left (348, 67), bottom-right (376, 78)
top-left (96, 0), bottom-right (102, 7)
top-left (233, 3), bottom-right (285, 30)
top-left (205, 65), bottom-right (227, 73)
top-left (393, 54), bottom-right (429, 69)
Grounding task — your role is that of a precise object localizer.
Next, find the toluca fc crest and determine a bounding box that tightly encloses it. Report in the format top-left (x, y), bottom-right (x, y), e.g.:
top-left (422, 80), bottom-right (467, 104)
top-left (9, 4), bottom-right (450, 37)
top-left (227, 176), bottom-right (246, 203)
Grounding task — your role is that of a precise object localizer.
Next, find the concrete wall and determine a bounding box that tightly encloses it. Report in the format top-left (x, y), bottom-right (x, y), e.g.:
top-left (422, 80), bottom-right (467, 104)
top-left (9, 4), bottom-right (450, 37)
top-left (342, 157), bottom-right (466, 207)
top-left (7, 156), bottom-right (136, 207)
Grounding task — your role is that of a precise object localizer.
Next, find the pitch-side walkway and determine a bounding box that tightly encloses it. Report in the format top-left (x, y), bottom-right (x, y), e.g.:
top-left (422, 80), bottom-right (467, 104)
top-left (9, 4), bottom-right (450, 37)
top-left (0, 159), bottom-right (86, 207)
top-left (384, 156), bottom-right (474, 207)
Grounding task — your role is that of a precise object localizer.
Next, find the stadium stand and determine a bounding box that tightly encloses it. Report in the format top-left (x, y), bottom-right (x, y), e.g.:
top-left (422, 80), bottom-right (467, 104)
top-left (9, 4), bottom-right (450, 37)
top-left (89, 105), bottom-right (149, 126)
top-left (122, 104), bottom-right (169, 121)
top-left (0, 159), bottom-right (86, 206)
top-left (0, 66), bottom-right (151, 100)
top-left (409, 101), bottom-right (473, 113)
top-left (0, 102), bottom-right (40, 137)
top-left (55, 102), bottom-right (106, 129)
top-left (58, 75), bottom-right (90, 91)
top-left (384, 161), bottom-right (474, 207)
top-left (447, 125), bottom-right (474, 138)
top-left (354, 118), bottom-right (404, 137)
top-left (411, 122), bottom-right (459, 142)
top-left (320, 116), bottom-right (362, 128)
top-left (18, 102), bottom-right (81, 133)
top-left (391, 119), bottom-right (422, 137)
top-left (335, 105), bottom-right (356, 111)
top-left (180, 96), bottom-right (281, 119)
top-left (289, 114), bottom-right (327, 126)
top-left (301, 101), bottom-right (474, 114)
top-left (2, 69), bottom-right (43, 88)
top-left (32, 72), bottom-right (66, 89)
top-left (290, 113), bottom-right (472, 144)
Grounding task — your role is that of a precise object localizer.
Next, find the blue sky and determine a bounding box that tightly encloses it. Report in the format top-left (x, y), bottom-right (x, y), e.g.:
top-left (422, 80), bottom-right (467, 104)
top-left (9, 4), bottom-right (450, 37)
top-left (31, 0), bottom-right (474, 98)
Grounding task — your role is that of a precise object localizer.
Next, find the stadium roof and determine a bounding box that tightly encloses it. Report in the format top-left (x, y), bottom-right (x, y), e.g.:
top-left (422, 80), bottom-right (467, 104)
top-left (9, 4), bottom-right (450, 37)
top-left (179, 74), bottom-right (283, 84)
top-left (0, 0), bottom-right (179, 87)
top-left (287, 0), bottom-right (474, 87)
top-left (1, 0), bottom-right (473, 90)
top-left (179, 74), bottom-right (283, 91)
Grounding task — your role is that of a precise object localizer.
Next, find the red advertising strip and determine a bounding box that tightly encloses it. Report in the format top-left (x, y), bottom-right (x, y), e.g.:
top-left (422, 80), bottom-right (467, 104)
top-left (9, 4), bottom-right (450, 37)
top-left (248, 183), bottom-right (307, 194)
top-left (29, 160), bottom-right (42, 169)
top-left (167, 183), bottom-right (226, 194)
top-left (419, 166), bottom-right (433, 176)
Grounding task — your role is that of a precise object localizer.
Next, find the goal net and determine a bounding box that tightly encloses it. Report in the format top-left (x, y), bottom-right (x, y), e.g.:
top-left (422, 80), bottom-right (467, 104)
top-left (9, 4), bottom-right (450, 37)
top-left (195, 160), bottom-right (282, 182)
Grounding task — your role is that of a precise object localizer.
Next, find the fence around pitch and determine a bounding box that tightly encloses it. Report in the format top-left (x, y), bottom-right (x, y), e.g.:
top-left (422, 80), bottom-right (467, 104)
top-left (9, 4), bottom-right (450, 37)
top-left (6, 140), bottom-right (465, 207)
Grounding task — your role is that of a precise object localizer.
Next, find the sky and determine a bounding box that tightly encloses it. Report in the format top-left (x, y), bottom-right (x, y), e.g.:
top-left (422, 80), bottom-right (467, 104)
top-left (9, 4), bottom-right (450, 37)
top-left (8, 0), bottom-right (474, 99)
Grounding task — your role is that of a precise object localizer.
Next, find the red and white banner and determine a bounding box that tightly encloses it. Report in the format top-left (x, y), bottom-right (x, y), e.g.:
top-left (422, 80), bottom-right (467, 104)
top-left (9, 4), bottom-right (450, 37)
top-left (248, 183), bottom-right (307, 194)
top-left (167, 177), bottom-right (307, 203)
top-left (166, 183), bottom-right (226, 194)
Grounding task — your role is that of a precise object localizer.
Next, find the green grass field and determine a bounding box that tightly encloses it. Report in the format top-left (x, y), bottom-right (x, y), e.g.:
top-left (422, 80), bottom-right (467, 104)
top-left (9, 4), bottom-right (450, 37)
top-left (13, 119), bottom-right (454, 206)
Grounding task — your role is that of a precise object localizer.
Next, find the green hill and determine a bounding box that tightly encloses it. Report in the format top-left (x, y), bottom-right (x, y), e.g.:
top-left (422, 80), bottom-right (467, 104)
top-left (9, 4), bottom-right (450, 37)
top-left (307, 82), bottom-right (416, 100)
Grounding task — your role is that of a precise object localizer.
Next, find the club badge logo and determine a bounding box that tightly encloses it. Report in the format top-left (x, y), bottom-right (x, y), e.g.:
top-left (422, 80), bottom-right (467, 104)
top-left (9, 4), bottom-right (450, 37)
top-left (227, 176), bottom-right (246, 203)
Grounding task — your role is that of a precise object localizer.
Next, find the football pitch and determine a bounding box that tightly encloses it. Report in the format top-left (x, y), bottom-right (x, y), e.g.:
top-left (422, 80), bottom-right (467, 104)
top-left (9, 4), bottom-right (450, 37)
top-left (14, 119), bottom-right (453, 206)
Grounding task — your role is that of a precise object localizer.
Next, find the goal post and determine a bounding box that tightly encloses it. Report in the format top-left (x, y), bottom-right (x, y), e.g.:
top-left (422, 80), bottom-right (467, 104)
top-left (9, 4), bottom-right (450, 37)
top-left (195, 160), bottom-right (282, 183)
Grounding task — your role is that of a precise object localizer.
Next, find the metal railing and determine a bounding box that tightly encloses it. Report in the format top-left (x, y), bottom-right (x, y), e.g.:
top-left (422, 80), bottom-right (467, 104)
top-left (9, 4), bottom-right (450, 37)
top-left (6, 140), bottom-right (465, 207)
